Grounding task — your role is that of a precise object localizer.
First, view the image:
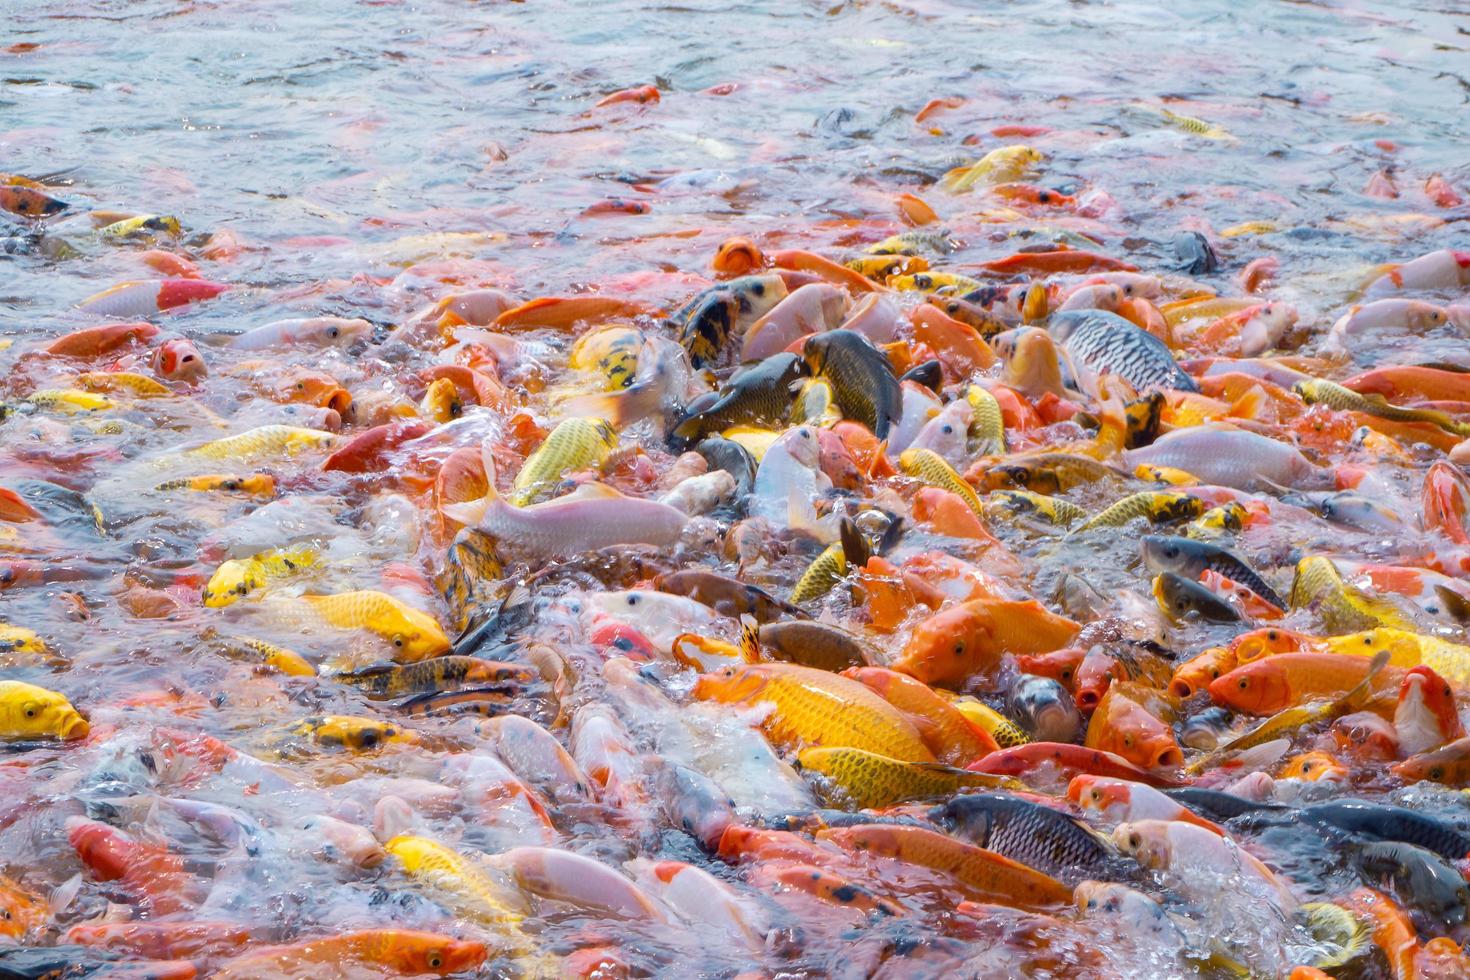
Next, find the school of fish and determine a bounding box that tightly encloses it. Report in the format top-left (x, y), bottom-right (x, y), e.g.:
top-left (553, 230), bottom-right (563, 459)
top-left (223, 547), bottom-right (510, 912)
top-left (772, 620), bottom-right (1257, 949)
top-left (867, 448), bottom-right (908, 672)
top-left (3, 0), bottom-right (1470, 977)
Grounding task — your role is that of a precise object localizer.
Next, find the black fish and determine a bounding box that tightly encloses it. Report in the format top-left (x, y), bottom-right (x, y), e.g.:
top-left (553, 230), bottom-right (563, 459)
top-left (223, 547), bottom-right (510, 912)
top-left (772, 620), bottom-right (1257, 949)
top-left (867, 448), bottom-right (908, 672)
top-left (1163, 787), bottom-right (1287, 821)
top-left (932, 792), bottom-right (1125, 884)
top-left (1301, 800), bottom-right (1470, 861)
top-left (802, 329), bottom-right (901, 439)
top-left (694, 435), bottom-right (758, 497)
top-left (669, 352), bottom-right (805, 447)
top-left (1172, 230), bottom-right (1218, 274)
top-left (1141, 535), bottom-right (1286, 609)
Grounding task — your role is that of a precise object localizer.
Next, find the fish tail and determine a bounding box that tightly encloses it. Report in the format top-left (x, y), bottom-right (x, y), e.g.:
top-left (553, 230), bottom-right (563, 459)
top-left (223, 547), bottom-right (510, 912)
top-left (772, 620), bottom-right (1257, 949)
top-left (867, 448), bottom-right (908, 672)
top-left (563, 383), bottom-right (658, 428)
top-left (441, 442), bottom-right (501, 526)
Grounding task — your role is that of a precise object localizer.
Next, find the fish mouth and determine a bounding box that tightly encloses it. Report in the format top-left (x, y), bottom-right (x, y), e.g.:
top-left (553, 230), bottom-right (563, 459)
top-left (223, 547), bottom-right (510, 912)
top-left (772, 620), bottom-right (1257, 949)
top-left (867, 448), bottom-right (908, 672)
top-left (59, 713), bottom-right (90, 740)
top-left (1150, 746), bottom-right (1184, 769)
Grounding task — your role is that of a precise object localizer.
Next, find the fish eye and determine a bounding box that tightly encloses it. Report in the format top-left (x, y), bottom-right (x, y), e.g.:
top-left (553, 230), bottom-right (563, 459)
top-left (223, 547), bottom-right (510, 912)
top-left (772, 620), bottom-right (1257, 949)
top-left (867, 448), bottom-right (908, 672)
top-left (1238, 679), bottom-right (1250, 690)
top-left (752, 283), bottom-right (765, 295)
top-left (327, 327), bottom-right (340, 338)
top-left (428, 953), bottom-right (443, 968)
top-left (1430, 766), bottom-right (1445, 780)
top-left (627, 595), bottom-right (639, 605)
top-left (392, 635), bottom-right (405, 648)
top-left (1267, 630), bottom-right (1278, 640)
top-left (1128, 832), bottom-right (1141, 848)
top-left (360, 730), bottom-right (380, 748)
top-left (942, 425), bottom-right (954, 434)
top-left (24, 706), bottom-right (36, 719)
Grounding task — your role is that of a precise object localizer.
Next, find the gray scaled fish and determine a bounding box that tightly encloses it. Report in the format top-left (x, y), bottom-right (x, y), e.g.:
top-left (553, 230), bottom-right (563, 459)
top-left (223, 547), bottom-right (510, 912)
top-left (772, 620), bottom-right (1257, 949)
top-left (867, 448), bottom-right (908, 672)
top-left (1140, 535), bottom-right (1286, 608)
top-left (1049, 309), bottom-right (1199, 395)
top-left (932, 792), bottom-right (1126, 884)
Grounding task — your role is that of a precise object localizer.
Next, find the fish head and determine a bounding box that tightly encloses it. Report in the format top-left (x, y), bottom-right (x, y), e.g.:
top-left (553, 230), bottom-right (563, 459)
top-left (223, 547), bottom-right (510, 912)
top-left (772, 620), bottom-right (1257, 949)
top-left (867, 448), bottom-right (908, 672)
top-left (1168, 648), bottom-right (1230, 699)
top-left (1209, 661), bottom-right (1288, 715)
top-left (691, 664), bottom-right (767, 705)
top-left (1231, 627), bottom-right (1305, 663)
top-left (1422, 461), bottom-right (1470, 545)
top-left (1111, 821), bottom-right (1171, 869)
top-left (588, 617), bottom-right (657, 661)
top-left (1138, 535), bottom-right (1190, 575)
top-left (202, 558), bottom-right (257, 608)
top-left (392, 933), bottom-right (489, 974)
top-left (420, 377), bottom-right (463, 422)
top-left (1329, 710), bottom-right (1399, 762)
top-left (382, 607), bottom-right (451, 661)
top-left (312, 317), bottom-right (372, 346)
top-left (1067, 774), bottom-right (1130, 818)
top-left (9, 687), bottom-right (88, 741)
top-left (151, 338), bottom-right (207, 381)
top-left (815, 428), bottom-right (863, 490)
top-left (1394, 666), bottom-right (1461, 756)
top-left (1279, 751), bottom-right (1348, 784)
top-left (773, 425), bottom-right (822, 469)
top-left (1073, 649), bottom-right (1117, 711)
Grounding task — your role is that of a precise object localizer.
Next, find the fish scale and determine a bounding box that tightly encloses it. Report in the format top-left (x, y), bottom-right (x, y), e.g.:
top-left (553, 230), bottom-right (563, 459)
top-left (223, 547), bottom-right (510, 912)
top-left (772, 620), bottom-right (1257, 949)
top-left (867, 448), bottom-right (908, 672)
top-left (933, 792), bottom-right (1123, 884)
top-left (1143, 535), bottom-right (1287, 609)
top-left (797, 746), bottom-right (1010, 809)
top-left (692, 662), bottom-right (935, 763)
top-left (1049, 309), bottom-right (1198, 393)
top-left (510, 416), bottom-right (618, 506)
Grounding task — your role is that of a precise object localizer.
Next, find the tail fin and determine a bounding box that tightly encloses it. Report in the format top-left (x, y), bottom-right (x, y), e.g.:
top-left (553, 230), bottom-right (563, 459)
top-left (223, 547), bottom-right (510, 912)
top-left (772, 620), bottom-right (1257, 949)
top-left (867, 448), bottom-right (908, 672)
top-left (839, 515), bottom-right (872, 568)
top-left (439, 440), bottom-right (500, 526)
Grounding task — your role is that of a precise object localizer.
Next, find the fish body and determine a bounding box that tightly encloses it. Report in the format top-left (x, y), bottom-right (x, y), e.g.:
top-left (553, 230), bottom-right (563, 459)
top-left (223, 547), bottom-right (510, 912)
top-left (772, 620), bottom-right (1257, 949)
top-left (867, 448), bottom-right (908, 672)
top-left (510, 417), bottom-right (618, 505)
top-left (984, 490), bottom-right (1087, 526)
top-left (965, 385), bottom-right (1006, 455)
top-left (1078, 492), bottom-right (1204, 531)
top-left (1123, 424), bottom-right (1320, 489)
top-left (206, 631), bottom-right (316, 676)
top-left (692, 662), bottom-right (935, 762)
top-left (385, 835), bottom-right (528, 927)
top-left (802, 329), bottom-right (901, 440)
top-left (299, 590), bottom-right (450, 661)
top-left (1290, 557), bottom-right (1417, 633)
top-left (891, 598), bottom-right (1080, 687)
top-left (185, 425), bottom-right (339, 461)
top-left (941, 145), bottom-right (1044, 192)
top-left (77, 279), bottom-right (228, 317)
top-left (949, 698), bottom-right (1030, 748)
top-left (1141, 535), bottom-right (1285, 608)
top-left (671, 353), bottom-right (805, 443)
top-left (229, 316), bottom-right (372, 350)
top-left (797, 746), bottom-right (1009, 808)
top-left (449, 470), bottom-right (689, 560)
top-left (212, 930), bottom-right (487, 977)
top-left (98, 213), bottom-right (181, 239)
top-left (203, 545), bottom-right (319, 607)
top-left (818, 822), bottom-right (1072, 909)
top-left (342, 657), bottom-right (529, 698)
top-left (1049, 309), bottom-right (1198, 395)
top-left (1295, 378), bottom-right (1467, 435)
top-left (934, 791), bottom-right (1121, 884)
top-left (899, 447), bottom-right (985, 517)
top-left (277, 714), bottom-right (418, 752)
top-left (1210, 653), bottom-right (1398, 715)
